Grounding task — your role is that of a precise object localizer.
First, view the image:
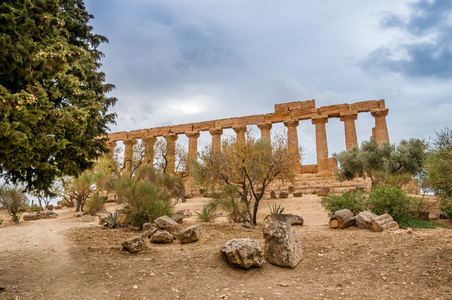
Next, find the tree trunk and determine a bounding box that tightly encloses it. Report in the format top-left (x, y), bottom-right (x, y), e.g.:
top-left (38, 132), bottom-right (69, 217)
top-left (329, 209), bottom-right (355, 229)
top-left (371, 213), bottom-right (399, 232)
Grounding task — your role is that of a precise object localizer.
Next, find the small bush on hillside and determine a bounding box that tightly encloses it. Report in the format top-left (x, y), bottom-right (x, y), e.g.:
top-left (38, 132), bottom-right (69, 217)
top-left (366, 184), bottom-right (420, 223)
top-left (440, 197), bottom-right (452, 219)
top-left (29, 204), bottom-right (42, 212)
top-left (84, 192), bottom-right (107, 215)
top-left (321, 190), bottom-right (366, 217)
top-left (0, 185), bottom-right (28, 224)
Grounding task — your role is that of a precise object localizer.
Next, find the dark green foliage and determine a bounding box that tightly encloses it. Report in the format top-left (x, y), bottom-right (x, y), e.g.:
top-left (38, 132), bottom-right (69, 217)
top-left (29, 204), bottom-right (42, 212)
top-left (333, 139), bottom-right (426, 188)
top-left (84, 192), bottom-right (106, 216)
top-left (268, 203), bottom-right (285, 214)
top-left (0, 185), bottom-right (29, 224)
top-left (0, 0), bottom-right (116, 193)
top-left (320, 190), bottom-right (366, 217)
top-left (367, 184), bottom-right (420, 223)
top-left (102, 211), bottom-right (120, 228)
top-left (440, 197), bottom-right (452, 219)
top-left (195, 203), bottom-right (219, 222)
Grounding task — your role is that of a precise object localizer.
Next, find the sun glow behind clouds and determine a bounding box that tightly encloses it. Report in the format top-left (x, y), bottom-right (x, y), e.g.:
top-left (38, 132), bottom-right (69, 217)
top-left (165, 95), bottom-right (213, 115)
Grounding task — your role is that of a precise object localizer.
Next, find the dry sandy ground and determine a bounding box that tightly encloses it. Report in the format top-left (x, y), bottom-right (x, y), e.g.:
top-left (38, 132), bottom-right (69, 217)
top-left (1, 195), bottom-right (451, 300)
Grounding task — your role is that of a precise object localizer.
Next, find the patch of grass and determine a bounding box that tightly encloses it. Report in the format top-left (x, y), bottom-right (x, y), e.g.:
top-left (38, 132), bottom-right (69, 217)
top-left (195, 203), bottom-right (220, 222)
top-left (399, 218), bottom-right (452, 229)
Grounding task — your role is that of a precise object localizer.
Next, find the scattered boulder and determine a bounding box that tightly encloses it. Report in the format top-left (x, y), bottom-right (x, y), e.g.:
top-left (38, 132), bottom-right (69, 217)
top-left (122, 236), bottom-right (147, 253)
top-left (270, 191), bottom-right (277, 199)
top-left (317, 187), bottom-right (330, 197)
top-left (141, 223), bottom-right (159, 238)
top-left (171, 214), bottom-right (184, 224)
top-left (354, 211), bottom-right (377, 229)
top-left (270, 213), bottom-right (304, 226)
top-left (175, 225), bottom-right (202, 244)
top-left (288, 186), bottom-right (295, 193)
top-left (98, 213), bottom-right (110, 225)
top-left (153, 215), bottom-right (181, 235)
top-left (150, 230), bottom-right (174, 244)
top-left (184, 193), bottom-right (193, 199)
top-left (220, 238), bottom-right (264, 269)
top-left (117, 213), bottom-right (131, 226)
top-left (46, 205), bottom-right (54, 211)
top-left (23, 211), bottom-right (58, 221)
top-left (175, 209), bottom-right (192, 217)
top-left (329, 209), bottom-right (355, 229)
top-left (371, 213), bottom-right (399, 232)
top-left (55, 205), bottom-right (63, 210)
top-left (279, 192), bottom-right (289, 198)
top-left (293, 192), bottom-right (302, 197)
top-left (262, 221), bottom-right (303, 268)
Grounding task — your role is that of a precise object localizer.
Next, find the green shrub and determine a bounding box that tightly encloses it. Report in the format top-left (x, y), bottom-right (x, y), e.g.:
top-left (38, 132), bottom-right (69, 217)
top-left (0, 185), bottom-right (28, 224)
top-left (195, 203), bottom-right (219, 222)
top-left (29, 204), bottom-right (42, 212)
top-left (320, 190), bottom-right (366, 217)
top-left (440, 196), bottom-right (452, 219)
top-left (210, 186), bottom-right (249, 223)
top-left (366, 184), bottom-right (420, 223)
top-left (0, 218), bottom-right (3, 226)
top-left (85, 192), bottom-right (107, 215)
top-left (268, 203), bottom-right (285, 214)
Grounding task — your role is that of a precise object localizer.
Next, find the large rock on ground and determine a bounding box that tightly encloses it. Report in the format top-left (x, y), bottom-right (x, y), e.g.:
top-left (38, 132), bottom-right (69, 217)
top-left (355, 211), bottom-right (377, 229)
top-left (23, 211), bottom-right (58, 221)
top-left (122, 236), bottom-right (147, 253)
top-left (371, 213), bottom-right (399, 232)
top-left (150, 230), bottom-right (174, 243)
top-left (262, 221), bottom-right (303, 268)
top-left (220, 238), bottom-right (264, 269)
top-left (270, 213), bottom-right (304, 226)
top-left (153, 215), bottom-right (181, 235)
top-left (171, 214), bottom-right (184, 224)
top-left (175, 225), bottom-right (201, 244)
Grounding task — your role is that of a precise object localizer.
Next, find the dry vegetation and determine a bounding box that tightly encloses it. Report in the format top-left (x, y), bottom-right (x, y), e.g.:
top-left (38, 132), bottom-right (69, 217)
top-left (1, 195), bottom-right (451, 300)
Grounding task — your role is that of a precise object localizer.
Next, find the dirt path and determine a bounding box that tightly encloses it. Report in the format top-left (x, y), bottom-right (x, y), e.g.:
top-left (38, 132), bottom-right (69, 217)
top-left (1, 195), bottom-right (451, 299)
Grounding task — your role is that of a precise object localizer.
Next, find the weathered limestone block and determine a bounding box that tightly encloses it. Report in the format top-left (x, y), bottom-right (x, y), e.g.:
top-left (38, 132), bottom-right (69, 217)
top-left (175, 209), bottom-right (192, 217)
top-left (153, 215), bottom-right (181, 235)
top-left (270, 213), bottom-right (304, 226)
top-left (293, 192), bottom-right (302, 197)
top-left (150, 230), bottom-right (174, 243)
top-left (279, 192), bottom-right (289, 198)
top-left (23, 211), bottom-right (58, 221)
top-left (329, 209), bottom-right (355, 229)
top-left (175, 225), bottom-right (202, 244)
top-left (317, 187), bottom-right (330, 197)
top-left (220, 238), bottom-right (264, 269)
top-left (262, 221), bottom-right (303, 268)
top-left (270, 191), bottom-right (277, 198)
top-left (371, 213), bottom-right (399, 232)
top-left (122, 236), bottom-right (147, 253)
top-left (171, 214), bottom-right (184, 224)
top-left (355, 211), bottom-right (377, 229)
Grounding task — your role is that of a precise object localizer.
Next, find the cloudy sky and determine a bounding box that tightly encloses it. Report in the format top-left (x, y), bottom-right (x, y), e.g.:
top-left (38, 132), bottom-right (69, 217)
top-left (84, 0), bottom-right (452, 164)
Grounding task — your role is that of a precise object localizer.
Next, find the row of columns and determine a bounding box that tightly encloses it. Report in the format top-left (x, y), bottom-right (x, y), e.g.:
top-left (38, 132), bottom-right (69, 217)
top-left (110, 108), bottom-right (389, 175)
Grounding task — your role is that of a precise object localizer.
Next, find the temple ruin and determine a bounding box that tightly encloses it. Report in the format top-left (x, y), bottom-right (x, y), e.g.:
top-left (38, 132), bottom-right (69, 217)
top-left (107, 99), bottom-right (390, 193)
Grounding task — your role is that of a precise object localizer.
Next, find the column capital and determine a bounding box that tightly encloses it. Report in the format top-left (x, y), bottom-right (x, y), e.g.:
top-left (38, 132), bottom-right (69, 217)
top-left (163, 133), bottom-right (178, 142)
top-left (185, 131), bottom-right (200, 139)
top-left (283, 119), bottom-right (299, 128)
top-left (209, 128), bottom-right (223, 136)
top-left (371, 108), bottom-right (389, 118)
top-left (141, 135), bottom-right (156, 143)
top-left (257, 122), bottom-right (272, 130)
top-left (340, 111), bottom-right (358, 121)
top-left (311, 115), bottom-right (329, 125)
top-left (123, 138), bottom-right (136, 146)
top-left (232, 125), bottom-right (247, 133)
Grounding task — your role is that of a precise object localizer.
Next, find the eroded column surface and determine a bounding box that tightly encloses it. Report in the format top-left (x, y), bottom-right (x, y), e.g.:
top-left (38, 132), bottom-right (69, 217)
top-left (163, 133), bottom-right (178, 174)
top-left (209, 128), bottom-right (223, 151)
top-left (340, 112), bottom-right (358, 149)
top-left (233, 125), bottom-right (247, 143)
top-left (123, 138), bottom-right (136, 175)
top-left (142, 136), bottom-right (157, 166)
top-left (283, 119), bottom-right (301, 165)
top-left (185, 131), bottom-right (200, 173)
top-left (106, 140), bottom-right (117, 160)
top-left (257, 122), bottom-right (272, 143)
top-left (370, 108), bottom-right (390, 144)
top-left (311, 115), bottom-right (330, 174)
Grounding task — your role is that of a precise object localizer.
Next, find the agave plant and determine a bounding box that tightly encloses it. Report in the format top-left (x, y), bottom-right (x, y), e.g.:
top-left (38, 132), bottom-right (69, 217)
top-left (102, 211), bottom-right (120, 228)
top-left (264, 203), bottom-right (285, 221)
top-left (195, 203), bottom-right (220, 222)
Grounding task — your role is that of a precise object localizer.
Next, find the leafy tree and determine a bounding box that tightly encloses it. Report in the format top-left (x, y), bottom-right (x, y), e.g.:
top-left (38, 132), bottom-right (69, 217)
top-left (424, 127), bottom-right (452, 197)
top-left (194, 135), bottom-right (300, 225)
top-left (0, 185), bottom-right (29, 224)
top-left (0, 0), bottom-right (116, 193)
top-left (333, 138), bottom-right (426, 189)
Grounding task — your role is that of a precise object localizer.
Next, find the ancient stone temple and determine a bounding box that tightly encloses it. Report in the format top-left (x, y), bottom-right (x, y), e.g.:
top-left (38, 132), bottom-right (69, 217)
top-left (107, 99), bottom-right (389, 193)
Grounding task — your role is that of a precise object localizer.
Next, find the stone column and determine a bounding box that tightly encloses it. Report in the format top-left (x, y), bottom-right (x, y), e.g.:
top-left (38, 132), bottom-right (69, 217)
top-left (185, 131), bottom-right (200, 174)
top-left (106, 140), bottom-right (117, 160)
top-left (142, 136), bottom-right (156, 166)
top-left (370, 108), bottom-right (390, 144)
top-left (233, 125), bottom-right (247, 143)
top-left (209, 128), bottom-right (223, 151)
top-left (163, 133), bottom-right (178, 174)
top-left (257, 122), bottom-right (272, 143)
top-left (123, 138), bottom-right (136, 175)
top-left (311, 115), bottom-right (330, 174)
top-left (340, 111), bottom-right (358, 150)
top-left (283, 119), bottom-right (300, 165)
